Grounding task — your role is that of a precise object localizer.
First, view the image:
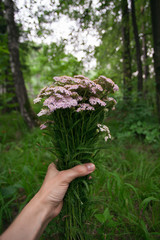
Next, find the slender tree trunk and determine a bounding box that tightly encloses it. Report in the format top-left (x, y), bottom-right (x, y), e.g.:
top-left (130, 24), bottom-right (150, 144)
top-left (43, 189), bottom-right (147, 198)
top-left (121, 0), bottom-right (132, 101)
top-left (4, 0), bottom-right (37, 128)
top-left (141, 7), bottom-right (149, 81)
top-left (141, 6), bottom-right (149, 100)
top-left (150, 0), bottom-right (160, 122)
top-left (142, 31), bottom-right (149, 81)
top-left (142, 30), bottom-right (149, 99)
top-left (131, 0), bottom-right (143, 96)
top-left (0, 0), bottom-right (6, 108)
top-left (0, 0), bottom-right (6, 34)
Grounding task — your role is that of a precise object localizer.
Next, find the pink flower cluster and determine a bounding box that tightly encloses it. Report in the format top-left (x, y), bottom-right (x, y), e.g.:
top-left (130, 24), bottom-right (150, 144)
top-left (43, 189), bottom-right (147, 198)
top-left (76, 103), bottom-right (95, 112)
top-left (89, 97), bottom-right (106, 107)
top-left (94, 75), bottom-right (119, 93)
top-left (54, 75), bottom-right (103, 95)
top-left (34, 75), bottom-right (119, 117)
top-left (43, 95), bottom-right (77, 112)
top-left (40, 120), bottom-right (54, 129)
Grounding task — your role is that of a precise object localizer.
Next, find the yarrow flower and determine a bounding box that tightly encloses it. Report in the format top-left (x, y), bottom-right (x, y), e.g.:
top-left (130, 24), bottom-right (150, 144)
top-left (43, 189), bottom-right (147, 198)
top-left (40, 120), bottom-right (54, 129)
top-left (97, 124), bottom-right (111, 142)
top-left (43, 95), bottom-right (78, 113)
top-left (40, 123), bottom-right (47, 130)
top-left (107, 97), bottom-right (117, 104)
top-left (89, 97), bottom-right (106, 106)
top-left (37, 109), bottom-right (49, 117)
top-left (76, 103), bottom-right (95, 112)
top-left (113, 84), bottom-right (119, 92)
top-left (94, 75), bottom-right (119, 93)
top-left (34, 74), bottom-right (119, 129)
top-left (33, 97), bottom-right (42, 104)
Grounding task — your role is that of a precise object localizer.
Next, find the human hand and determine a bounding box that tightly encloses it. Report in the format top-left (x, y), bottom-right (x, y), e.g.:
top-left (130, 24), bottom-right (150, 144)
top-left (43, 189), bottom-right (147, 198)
top-left (0, 163), bottom-right (95, 240)
top-left (37, 162), bottom-right (95, 221)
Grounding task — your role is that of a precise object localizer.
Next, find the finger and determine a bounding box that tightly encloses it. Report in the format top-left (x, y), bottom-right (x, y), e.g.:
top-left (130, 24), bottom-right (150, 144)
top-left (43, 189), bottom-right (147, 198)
top-left (60, 163), bottom-right (95, 183)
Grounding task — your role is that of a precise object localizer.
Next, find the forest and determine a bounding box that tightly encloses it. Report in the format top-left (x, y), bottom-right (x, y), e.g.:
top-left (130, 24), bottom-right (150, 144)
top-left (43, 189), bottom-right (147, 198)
top-left (0, 0), bottom-right (160, 239)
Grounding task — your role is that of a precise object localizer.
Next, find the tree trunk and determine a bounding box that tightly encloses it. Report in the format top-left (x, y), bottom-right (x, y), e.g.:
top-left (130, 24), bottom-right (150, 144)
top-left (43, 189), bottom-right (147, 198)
top-left (0, 0), bottom-right (6, 34)
top-left (121, 0), bottom-right (132, 101)
top-left (131, 0), bottom-right (143, 96)
top-left (142, 31), bottom-right (149, 81)
top-left (141, 6), bottom-right (149, 100)
top-left (4, 69), bottom-right (19, 112)
top-left (0, 0), bottom-right (18, 112)
top-left (4, 0), bottom-right (37, 128)
top-left (141, 6), bottom-right (149, 81)
top-left (150, 0), bottom-right (160, 122)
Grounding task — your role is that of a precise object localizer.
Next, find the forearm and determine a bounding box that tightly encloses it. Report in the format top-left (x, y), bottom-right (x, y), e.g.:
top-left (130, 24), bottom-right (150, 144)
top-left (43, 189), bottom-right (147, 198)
top-left (1, 193), bottom-right (52, 240)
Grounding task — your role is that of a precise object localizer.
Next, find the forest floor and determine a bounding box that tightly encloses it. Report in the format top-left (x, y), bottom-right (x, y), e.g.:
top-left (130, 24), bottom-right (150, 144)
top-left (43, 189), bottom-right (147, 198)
top-left (0, 106), bottom-right (160, 239)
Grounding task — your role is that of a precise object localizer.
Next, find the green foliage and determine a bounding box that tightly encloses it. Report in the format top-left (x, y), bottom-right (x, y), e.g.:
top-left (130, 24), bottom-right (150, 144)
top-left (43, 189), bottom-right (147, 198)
top-left (94, 9), bottom-right (122, 86)
top-left (91, 136), bottom-right (160, 239)
top-left (0, 111), bottom-right (53, 232)
top-left (25, 42), bottom-right (83, 96)
top-left (95, 208), bottom-right (114, 225)
top-left (113, 100), bottom-right (160, 144)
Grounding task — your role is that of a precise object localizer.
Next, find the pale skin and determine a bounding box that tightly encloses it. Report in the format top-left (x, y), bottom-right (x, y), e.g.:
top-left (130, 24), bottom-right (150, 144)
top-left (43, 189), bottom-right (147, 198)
top-left (0, 162), bottom-right (95, 240)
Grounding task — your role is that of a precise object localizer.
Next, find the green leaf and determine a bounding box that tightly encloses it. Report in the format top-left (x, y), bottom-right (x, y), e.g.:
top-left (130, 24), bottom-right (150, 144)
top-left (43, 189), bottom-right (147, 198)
top-left (140, 197), bottom-right (159, 211)
top-left (82, 180), bottom-right (89, 192)
top-left (103, 208), bottom-right (110, 219)
top-left (94, 208), bottom-right (112, 224)
top-left (95, 213), bottom-right (106, 224)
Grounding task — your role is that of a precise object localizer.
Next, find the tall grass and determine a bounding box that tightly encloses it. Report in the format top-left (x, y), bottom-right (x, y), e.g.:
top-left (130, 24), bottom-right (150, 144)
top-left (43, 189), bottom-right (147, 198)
top-left (0, 111), bottom-right (54, 232)
top-left (92, 139), bottom-right (160, 239)
top-left (0, 111), bottom-right (160, 239)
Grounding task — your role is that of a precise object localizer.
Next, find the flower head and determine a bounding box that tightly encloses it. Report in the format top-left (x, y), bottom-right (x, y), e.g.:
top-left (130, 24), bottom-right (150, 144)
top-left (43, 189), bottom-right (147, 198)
top-left (34, 74), bottom-right (119, 117)
top-left (76, 103), bottom-right (95, 112)
top-left (40, 123), bottom-right (47, 130)
top-left (94, 75), bottom-right (118, 94)
top-left (37, 109), bottom-right (49, 117)
top-left (89, 97), bottom-right (106, 107)
top-left (33, 97), bottom-right (42, 104)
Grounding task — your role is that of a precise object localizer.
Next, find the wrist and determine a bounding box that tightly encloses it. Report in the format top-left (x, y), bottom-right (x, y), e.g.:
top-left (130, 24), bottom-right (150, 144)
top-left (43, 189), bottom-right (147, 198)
top-left (1, 192), bottom-right (54, 240)
top-left (33, 192), bottom-right (54, 223)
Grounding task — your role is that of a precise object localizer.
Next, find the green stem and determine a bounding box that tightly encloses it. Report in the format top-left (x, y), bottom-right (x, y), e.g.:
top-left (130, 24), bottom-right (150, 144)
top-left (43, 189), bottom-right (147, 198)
top-left (69, 111), bottom-right (75, 151)
top-left (61, 111), bottom-right (70, 166)
top-left (80, 113), bottom-right (84, 145)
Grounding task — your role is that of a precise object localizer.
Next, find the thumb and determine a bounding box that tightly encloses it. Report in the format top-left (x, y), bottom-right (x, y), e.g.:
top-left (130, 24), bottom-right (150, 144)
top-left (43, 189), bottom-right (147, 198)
top-left (61, 163), bottom-right (95, 183)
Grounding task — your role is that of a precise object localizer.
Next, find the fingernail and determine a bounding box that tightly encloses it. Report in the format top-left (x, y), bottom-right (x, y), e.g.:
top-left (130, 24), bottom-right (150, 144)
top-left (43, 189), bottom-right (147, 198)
top-left (86, 163), bottom-right (95, 172)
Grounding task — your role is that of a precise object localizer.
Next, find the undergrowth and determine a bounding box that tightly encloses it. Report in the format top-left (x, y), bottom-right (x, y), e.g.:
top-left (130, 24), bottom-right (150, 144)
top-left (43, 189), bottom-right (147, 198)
top-left (0, 107), bottom-right (160, 239)
top-left (111, 100), bottom-right (160, 144)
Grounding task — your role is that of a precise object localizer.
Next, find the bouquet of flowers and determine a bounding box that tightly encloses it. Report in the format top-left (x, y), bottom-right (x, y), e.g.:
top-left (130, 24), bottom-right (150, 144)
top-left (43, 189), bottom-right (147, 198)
top-left (34, 75), bottom-right (118, 239)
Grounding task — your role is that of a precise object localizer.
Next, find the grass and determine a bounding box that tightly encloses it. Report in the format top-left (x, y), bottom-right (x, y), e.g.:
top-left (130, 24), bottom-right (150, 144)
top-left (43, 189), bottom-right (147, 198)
top-left (92, 139), bottom-right (160, 239)
top-left (0, 111), bottom-right (54, 233)
top-left (0, 110), bottom-right (160, 239)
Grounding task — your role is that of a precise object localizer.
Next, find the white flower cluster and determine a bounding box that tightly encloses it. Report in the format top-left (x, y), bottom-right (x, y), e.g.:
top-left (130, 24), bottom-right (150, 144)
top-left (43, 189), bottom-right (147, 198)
top-left (97, 124), bottom-right (111, 142)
